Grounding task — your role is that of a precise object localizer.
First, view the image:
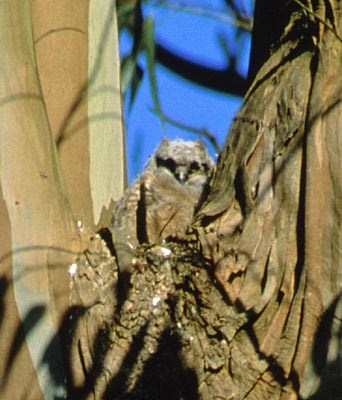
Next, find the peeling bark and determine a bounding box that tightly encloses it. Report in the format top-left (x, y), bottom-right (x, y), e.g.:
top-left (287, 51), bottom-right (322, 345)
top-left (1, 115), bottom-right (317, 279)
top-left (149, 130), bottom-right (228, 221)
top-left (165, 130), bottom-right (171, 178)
top-left (70, 2), bottom-right (341, 399)
top-left (1, 1), bottom-right (341, 399)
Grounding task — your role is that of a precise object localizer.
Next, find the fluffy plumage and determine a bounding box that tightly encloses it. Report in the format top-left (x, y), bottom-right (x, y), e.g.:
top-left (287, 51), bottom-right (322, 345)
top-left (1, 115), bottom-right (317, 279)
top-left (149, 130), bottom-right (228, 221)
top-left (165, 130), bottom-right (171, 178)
top-left (110, 139), bottom-right (213, 276)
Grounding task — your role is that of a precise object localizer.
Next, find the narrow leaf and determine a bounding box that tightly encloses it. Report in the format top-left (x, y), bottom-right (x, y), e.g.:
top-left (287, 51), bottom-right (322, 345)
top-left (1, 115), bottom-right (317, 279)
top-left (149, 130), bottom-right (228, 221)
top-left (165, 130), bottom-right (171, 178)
top-left (142, 15), bottom-right (164, 124)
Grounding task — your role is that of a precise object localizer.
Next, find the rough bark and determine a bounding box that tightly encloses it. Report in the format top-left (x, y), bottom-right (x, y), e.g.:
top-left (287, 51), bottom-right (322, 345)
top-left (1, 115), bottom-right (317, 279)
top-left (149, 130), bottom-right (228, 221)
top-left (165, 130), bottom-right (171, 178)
top-left (70, 1), bottom-right (342, 399)
top-left (195, 0), bottom-right (342, 396)
top-left (1, 1), bottom-right (341, 399)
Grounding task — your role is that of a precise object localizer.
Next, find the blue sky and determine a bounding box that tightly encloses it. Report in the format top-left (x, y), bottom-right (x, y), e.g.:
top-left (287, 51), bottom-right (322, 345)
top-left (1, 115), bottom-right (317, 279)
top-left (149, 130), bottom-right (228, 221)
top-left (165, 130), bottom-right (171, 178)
top-left (120, 0), bottom-right (253, 182)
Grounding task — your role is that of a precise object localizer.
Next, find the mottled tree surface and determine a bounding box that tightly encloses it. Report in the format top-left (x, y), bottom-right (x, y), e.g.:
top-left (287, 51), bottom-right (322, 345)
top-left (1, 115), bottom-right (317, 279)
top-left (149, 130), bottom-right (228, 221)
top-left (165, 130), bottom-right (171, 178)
top-left (0, 1), bottom-right (124, 399)
top-left (70, 2), bottom-right (342, 399)
top-left (1, 1), bottom-right (341, 400)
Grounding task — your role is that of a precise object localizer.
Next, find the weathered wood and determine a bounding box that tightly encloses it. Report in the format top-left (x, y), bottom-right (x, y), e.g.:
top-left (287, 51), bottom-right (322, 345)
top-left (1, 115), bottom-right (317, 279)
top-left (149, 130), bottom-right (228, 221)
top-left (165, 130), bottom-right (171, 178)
top-left (71, 2), bottom-right (341, 398)
top-left (1, 1), bottom-right (341, 399)
top-left (32, 0), bottom-right (125, 230)
top-left (0, 1), bottom-right (79, 398)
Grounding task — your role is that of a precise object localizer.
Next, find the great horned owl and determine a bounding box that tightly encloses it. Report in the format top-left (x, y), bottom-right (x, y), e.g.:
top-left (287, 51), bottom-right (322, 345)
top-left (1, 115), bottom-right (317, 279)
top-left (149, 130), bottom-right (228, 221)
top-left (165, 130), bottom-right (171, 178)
top-left (110, 138), bottom-right (213, 276)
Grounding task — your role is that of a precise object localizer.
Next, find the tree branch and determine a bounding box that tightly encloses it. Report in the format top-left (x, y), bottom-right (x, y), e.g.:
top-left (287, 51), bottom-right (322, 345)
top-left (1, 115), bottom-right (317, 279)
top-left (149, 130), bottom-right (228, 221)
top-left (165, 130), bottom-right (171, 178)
top-left (156, 42), bottom-right (248, 96)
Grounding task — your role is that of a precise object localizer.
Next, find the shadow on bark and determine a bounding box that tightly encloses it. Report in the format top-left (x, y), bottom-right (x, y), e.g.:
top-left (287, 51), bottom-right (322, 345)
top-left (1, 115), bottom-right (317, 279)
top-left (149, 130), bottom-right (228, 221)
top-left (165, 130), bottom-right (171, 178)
top-left (0, 240), bottom-right (340, 399)
top-left (105, 327), bottom-right (199, 400)
top-left (307, 295), bottom-right (342, 400)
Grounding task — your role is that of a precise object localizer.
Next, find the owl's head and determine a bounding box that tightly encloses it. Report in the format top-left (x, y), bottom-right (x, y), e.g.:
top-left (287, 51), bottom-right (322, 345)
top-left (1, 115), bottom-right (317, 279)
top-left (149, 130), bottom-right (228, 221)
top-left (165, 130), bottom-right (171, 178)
top-left (147, 138), bottom-right (214, 184)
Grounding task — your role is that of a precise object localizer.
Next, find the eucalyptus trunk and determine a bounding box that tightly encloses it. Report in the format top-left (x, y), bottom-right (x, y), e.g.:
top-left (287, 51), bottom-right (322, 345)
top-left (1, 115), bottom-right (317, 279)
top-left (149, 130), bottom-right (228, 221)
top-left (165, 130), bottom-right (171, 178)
top-left (0, 1), bottom-right (341, 400)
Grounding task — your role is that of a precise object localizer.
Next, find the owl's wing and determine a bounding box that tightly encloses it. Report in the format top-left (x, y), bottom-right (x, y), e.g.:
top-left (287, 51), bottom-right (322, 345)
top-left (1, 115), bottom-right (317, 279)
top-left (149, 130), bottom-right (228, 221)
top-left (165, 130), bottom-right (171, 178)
top-left (110, 179), bottom-right (141, 275)
top-left (111, 167), bottom-right (209, 275)
top-left (141, 170), bottom-right (200, 243)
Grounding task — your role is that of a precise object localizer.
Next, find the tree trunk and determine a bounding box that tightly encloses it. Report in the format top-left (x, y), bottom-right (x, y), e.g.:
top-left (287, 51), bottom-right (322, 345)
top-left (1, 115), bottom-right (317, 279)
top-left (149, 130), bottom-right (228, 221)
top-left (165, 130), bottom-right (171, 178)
top-left (31, 0), bottom-right (126, 229)
top-left (0, 1), bottom-right (341, 399)
top-left (0, 1), bottom-right (124, 399)
top-left (194, 0), bottom-right (342, 395)
top-left (70, 2), bottom-right (341, 399)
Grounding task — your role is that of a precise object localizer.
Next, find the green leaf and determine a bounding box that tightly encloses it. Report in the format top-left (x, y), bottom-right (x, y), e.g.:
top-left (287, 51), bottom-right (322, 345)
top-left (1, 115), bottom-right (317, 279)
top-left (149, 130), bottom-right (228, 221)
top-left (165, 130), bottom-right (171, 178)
top-left (129, 63), bottom-right (143, 111)
top-left (142, 15), bottom-right (164, 125)
top-left (121, 54), bottom-right (138, 93)
top-left (117, 2), bottom-right (137, 31)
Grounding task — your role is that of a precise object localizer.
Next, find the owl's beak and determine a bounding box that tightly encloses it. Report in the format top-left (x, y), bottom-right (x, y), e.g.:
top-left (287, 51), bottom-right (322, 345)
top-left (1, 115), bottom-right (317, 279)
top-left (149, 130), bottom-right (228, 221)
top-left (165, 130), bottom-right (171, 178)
top-left (175, 166), bottom-right (187, 182)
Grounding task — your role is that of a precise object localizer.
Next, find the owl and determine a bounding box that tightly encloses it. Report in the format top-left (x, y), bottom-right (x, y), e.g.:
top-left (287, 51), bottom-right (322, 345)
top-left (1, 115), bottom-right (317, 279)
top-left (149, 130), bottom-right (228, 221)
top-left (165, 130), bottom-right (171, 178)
top-left (110, 138), bottom-right (214, 277)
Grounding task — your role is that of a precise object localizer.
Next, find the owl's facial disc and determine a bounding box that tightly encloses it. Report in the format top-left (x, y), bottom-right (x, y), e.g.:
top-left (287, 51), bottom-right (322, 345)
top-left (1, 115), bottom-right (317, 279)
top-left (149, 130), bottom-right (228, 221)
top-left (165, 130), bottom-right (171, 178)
top-left (155, 153), bottom-right (210, 184)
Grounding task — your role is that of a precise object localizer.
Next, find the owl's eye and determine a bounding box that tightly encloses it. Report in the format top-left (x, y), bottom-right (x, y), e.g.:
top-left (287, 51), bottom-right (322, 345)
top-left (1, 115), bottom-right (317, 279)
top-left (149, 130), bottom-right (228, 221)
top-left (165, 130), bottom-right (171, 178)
top-left (189, 161), bottom-right (201, 172)
top-left (157, 157), bottom-right (176, 173)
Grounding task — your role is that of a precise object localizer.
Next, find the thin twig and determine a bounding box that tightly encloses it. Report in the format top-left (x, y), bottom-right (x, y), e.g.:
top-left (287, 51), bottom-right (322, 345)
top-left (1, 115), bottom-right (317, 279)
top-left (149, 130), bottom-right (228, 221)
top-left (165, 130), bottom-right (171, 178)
top-left (293, 0), bottom-right (342, 42)
top-left (150, 108), bottom-right (221, 153)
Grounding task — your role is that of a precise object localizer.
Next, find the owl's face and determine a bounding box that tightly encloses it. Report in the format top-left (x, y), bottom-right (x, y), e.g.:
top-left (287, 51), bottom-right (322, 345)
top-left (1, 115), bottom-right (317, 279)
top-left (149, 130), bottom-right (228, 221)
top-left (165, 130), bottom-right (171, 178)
top-left (149, 139), bottom-right (213, 184)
